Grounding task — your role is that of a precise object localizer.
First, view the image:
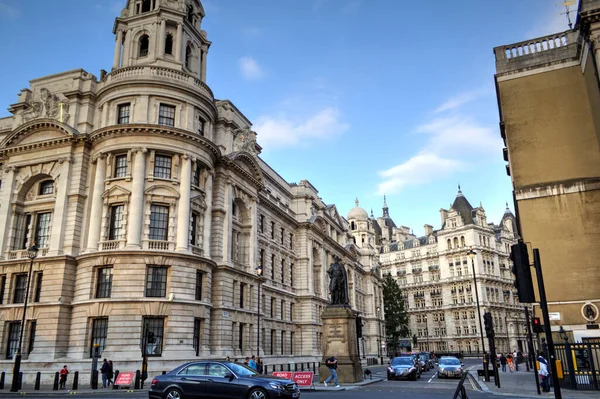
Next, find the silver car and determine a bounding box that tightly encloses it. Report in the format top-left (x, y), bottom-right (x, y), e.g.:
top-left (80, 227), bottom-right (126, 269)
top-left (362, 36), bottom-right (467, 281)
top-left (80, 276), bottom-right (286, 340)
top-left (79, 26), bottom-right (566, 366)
top-left (437, 356), bottom-right (464, 379)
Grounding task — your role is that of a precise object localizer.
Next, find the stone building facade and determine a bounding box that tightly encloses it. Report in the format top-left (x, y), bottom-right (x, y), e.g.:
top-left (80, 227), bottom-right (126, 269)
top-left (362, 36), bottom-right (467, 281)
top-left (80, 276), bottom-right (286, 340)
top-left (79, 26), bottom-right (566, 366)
top-left (494, 0), bottom-right (600, 342)
top-left (0, 0), bottom-right (383, 378)
top-left (348, 191), bottom-right (525, 355)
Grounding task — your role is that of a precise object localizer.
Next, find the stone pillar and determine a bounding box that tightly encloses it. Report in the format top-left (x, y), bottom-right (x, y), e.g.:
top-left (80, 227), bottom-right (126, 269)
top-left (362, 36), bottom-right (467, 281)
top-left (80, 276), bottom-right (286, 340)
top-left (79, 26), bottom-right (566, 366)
top-left (176, 154), bottom-right (192, 252)
top-left (113, 30), bottom-right (123, 69)
top-left (126, 147), bottom-right (147, 248)
top-left (0, 166), bottom-right (16, 259)
top-left (203, 172), bottom-right (213, 255)
top-left (175, 23), bottom-right (183, 63)
top-left (319, 306), bottom-right (363, 383)
top-left (48, 158), bottom-right (72, 256)
top-left (122, 29), bottom-right (131, 67)
top-left (86, 154), bottom-right (107, 252)
top-left (158, 19), bottom-right (166, 57)
top-left (201, 48), bottom-right (207, 81)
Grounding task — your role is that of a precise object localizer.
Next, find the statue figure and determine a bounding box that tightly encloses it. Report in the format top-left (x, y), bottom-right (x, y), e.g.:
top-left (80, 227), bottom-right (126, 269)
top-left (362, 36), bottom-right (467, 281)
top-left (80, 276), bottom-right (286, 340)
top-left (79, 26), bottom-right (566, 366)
top-left (327, 256), bottom-right (349, 306)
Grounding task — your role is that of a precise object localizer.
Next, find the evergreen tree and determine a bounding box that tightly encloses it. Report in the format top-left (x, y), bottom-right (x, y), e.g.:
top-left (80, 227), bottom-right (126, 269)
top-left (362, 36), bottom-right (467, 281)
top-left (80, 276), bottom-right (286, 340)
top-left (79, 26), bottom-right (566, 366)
top-left (382, 273), bottom-right (409, 355)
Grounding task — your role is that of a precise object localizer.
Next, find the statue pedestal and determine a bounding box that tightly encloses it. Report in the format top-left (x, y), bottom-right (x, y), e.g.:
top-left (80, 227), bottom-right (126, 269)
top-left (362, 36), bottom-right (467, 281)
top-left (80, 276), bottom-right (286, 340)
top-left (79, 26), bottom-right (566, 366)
top-left (319, 305), bottom-right (363, 383)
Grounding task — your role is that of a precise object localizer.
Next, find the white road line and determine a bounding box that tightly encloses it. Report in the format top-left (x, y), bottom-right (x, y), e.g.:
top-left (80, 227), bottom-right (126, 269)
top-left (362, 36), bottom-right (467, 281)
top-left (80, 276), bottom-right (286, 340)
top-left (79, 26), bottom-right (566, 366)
top-left (428, 375), bottom-right (436, 383)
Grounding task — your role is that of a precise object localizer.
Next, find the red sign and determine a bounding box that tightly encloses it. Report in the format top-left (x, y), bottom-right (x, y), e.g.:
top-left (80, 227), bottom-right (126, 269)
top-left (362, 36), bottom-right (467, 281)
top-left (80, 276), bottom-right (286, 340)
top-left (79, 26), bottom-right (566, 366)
top-left (292, 372), bottom-right (313, 387)
top-left (115, 371), bottom-right (135, 386)
top-left (272, 371), bottom-right (293, 380)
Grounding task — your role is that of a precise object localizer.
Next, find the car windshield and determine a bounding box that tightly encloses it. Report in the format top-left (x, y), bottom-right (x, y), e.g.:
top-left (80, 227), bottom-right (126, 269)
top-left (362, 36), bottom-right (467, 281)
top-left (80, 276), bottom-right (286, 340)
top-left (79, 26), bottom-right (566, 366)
top-left (227, 363), bottom-right (259, 377)
top-left (392, 357), bottom-right (413, 366)
top-left (440, 358), bottom-right (460, 366)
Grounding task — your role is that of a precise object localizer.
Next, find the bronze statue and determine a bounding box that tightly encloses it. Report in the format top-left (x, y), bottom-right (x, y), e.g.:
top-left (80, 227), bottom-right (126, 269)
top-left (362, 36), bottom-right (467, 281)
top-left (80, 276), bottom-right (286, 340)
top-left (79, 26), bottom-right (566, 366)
top-left (327, 256), bottom-right (349, 306)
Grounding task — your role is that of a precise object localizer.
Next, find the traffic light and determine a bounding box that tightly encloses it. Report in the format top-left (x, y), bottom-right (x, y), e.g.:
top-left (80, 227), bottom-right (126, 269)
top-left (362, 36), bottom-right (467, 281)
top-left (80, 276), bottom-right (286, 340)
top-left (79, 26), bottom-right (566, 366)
top-left (483, 312), bottom-right (495, 338)
top-left (532, 317), bottom-right (543, 334)
top-left (510, 242), bottom-right (536, 303)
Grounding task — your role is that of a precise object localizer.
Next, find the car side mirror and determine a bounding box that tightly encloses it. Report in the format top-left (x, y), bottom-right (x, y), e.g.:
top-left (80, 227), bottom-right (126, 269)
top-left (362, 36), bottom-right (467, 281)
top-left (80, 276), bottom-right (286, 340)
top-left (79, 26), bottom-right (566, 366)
top-left (224, 372), bottom-right (235, 380)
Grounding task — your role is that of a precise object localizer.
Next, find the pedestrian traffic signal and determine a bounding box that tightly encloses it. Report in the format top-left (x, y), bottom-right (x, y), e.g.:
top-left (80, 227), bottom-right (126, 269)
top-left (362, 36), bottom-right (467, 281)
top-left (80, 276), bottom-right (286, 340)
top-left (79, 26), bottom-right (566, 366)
top-left (483, 312), bottom-right (495, 338)
top-left (510, 242), bottom-right (536, 303)
top-left (532, 317), bottom-right (543, 334)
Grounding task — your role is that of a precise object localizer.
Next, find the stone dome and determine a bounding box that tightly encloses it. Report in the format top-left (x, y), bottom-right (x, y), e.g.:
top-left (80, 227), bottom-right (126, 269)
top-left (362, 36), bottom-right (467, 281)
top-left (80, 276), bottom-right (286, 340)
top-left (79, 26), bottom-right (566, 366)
top-left (348, 198), bottom-right (369, 221)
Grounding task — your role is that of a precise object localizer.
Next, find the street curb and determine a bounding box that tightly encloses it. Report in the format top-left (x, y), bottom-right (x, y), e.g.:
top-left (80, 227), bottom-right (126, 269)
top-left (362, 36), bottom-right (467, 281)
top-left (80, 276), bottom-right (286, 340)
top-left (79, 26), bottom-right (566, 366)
top-left (300, 377), bottom-right (385, 391)
top-left (0, 389), bottom-right (146, 396)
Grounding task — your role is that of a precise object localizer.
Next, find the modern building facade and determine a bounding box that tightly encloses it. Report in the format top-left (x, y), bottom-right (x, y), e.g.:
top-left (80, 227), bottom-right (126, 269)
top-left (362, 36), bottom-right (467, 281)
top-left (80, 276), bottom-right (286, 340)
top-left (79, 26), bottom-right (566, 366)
top-left (494, 0), bottom-right (600, 342)
top-left (0, 0), bottom-right (384, 379)
top-left (350, 191), bottom-right (524, 354)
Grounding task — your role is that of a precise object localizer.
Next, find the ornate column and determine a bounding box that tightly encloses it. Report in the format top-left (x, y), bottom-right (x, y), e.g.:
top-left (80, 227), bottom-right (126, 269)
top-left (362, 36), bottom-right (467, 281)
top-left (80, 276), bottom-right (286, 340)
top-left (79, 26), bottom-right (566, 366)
top-left (201, 48), bottom-right (208, 81)
top-left (248, 196), bottom-right (257, 269)
top-left (175, 23), bottom-right (183, 63)
top-left (0, 166), bottom-right (17, 259)
top-left (86, 154), bottom-right (107, 252)
top-left (48, 157), bottom-right (72, 256)
top-left (202, 171), bottom-right (213, 255)
top-left (122, 29), bottom-right (131, 67)
top-left (126, 147), bottom-right (147, 249)
top-left (176, 154), bottom-right (192, 252)
top-left (113, 30), bottom-right (123, 69)
top-left (158, 19), bottom-right (166, 57)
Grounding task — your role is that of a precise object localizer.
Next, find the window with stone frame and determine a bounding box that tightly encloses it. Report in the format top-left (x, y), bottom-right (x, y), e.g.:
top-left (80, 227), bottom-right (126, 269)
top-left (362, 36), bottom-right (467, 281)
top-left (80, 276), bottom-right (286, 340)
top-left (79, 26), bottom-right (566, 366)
top-left (143, 317), bottom-right (164, 356)
top-left (117, 103), bottom-right (130, 124)
top-left (149, 204), bottom-right (169, 241)
top-left (139, 34), bottom-right (150, 57)
top-left (95, 267), bottom-right (113, 299)
top-left (143, 185), bottom-right (178, 249)
top-left (145, 266), bottom-right (168, 297)
top-left (12, 210), bottom-right (53, 252)
top-left (27, 320), bottom-right (36, 355)
top-left (193, 318), bottom-right (201, 356)
top-left (33, 272), bottom-right (43, 302)
top-left (13, 274), bottom-right (27, 304)
top-left (0, 275), bottom-right (6, 304)
top-left (165, 34), bottom-right (173, 55)
top-left (38, 180), bottom-right (54, 195)
top-left (158, 104), bottom-right (176, 127)
top-left (90, 317), bottom-right (108, 358)
top-left (113, 154), bottom-right (128, 178)
top-left (195, 271), bottom-right (203, 300)
top-left (100, 186), bottom-right (130, 249)
top-left (6, 321), bottom-right (20, 359)
top-left (153, 154), bottom-right (172, 179)
top-left (108, 204), bottom-right (125, 241)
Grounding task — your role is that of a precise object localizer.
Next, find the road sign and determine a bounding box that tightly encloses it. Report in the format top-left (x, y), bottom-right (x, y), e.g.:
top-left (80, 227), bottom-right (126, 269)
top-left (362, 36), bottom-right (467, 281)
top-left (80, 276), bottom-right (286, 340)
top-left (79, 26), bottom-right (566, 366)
top-left (272, 371), bottom-right (293, 380)
top-left (292, 372), bottom-right (314, 387)
top-left (115, 371), bottom-right (135, 386)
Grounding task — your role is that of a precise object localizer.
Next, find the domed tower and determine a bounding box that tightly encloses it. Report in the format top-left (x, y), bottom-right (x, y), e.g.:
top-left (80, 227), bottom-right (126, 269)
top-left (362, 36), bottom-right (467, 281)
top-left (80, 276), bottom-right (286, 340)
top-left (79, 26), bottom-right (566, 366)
top-left (347, 198), bottom-right (375, 248)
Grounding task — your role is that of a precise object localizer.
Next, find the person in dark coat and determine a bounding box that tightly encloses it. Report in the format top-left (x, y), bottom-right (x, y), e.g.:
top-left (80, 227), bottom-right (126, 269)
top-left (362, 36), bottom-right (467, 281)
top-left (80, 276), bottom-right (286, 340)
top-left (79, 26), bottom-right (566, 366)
top-left (107, 360), bottom-right (114, 386)
top-left (100, 359), bottom-right (109, 388)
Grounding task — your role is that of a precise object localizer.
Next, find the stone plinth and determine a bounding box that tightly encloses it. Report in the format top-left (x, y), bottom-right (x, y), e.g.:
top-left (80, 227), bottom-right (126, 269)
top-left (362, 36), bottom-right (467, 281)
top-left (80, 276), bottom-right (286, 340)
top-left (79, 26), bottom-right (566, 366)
top-left (319, 305), bottom-right (363, 383)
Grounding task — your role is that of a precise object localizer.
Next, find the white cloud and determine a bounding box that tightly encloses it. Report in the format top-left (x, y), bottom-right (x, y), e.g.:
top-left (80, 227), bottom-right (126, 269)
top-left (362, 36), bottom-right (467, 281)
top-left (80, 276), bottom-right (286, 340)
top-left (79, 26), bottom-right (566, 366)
top-left (433, 88), bottom-right (487, 113)
top-left (239, 56), bottom-right (265, 80)
top-left (376, 91), bottom-right (502, 195)
top-left (254, 107), bottom-right (349, 150)
top-left (0, 1), bottom-right (20, 19)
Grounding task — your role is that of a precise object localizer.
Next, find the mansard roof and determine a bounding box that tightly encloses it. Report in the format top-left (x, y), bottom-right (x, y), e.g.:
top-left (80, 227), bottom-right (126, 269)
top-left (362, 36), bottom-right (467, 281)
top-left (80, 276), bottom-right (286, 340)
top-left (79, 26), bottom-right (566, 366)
top-left (451, 187), bottom-right (475, 225)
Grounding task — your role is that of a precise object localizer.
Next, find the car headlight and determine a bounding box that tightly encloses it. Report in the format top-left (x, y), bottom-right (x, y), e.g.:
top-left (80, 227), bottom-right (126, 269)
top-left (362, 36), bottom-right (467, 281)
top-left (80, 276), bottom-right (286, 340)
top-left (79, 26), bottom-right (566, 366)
top-left (439, 368), bottom-right (445, 372)
top-left (269, 382), bottom-right (284, 390)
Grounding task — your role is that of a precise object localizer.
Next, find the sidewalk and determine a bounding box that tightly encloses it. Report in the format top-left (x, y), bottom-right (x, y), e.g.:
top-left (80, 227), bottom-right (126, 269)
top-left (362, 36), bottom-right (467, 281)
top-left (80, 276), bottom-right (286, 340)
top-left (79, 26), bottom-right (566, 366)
top-left (473, 369), bottom-right (599, 399)
top-left (0, 386), bottom-right (149, 395)
top-left (300, 364), bottom-right (388, 391)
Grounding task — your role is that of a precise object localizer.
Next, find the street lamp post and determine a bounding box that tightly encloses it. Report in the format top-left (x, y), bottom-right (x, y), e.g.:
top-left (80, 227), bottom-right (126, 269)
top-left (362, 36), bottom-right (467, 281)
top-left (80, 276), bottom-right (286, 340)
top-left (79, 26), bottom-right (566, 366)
top-left (468, 247), bottom-right (489, 381)
top-left (376, 306), bottom-right (383, 364)
top-left (256, 265), bottom-right (264, 356)
top-left (10, 244), bottom-right (38, 392)
top-left (425, 328), bottom-right (429, 352)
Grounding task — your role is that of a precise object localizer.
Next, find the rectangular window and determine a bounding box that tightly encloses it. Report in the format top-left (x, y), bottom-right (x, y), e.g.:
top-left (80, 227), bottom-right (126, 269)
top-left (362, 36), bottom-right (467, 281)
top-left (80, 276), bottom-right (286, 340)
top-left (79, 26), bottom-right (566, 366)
top-left (281, 331), bottom-right (285, 355)
top-left (271, 254), bottom-right (275, 280)
top-left (12, 213), bottom-right (31, 250)
top-left (96, 267), bottom-right (113, 299)
top-left (117, 103), bottom-right (131, 124)
top-left (35, 212), bottom-right (52, 248)
top-left (145, 266), bottom-right (167, 297)
top-left (190, 213), bottom-right (198, 246)
top-left (143, 317), bottom-right (164, 356)
top-left (290, 263), bottom-right (294, 288)
top-left (33, 272), bottom-right (43, 302)
top-left (290, 331), bottom-right (295, 355)
top-left (193, 318), bottom-right (201, 356)
top-left (281, 299), bottom-right (284, 319)
top-left (27, 321), bottom-right (36, 354)
top-left (158, 104), bottom-right (176, 127)
top-left (195, 271), bottom-right (203, 300)
top-left (281, 259), bottom-right (285, 284)
top-left (39, 180), bottom-right (54, 195)
top-left (192, 164), bottom-right (202, 187)
top-left (260, 249), bottom-right (264, 268)
top-left (270, 222), bottom-right (275, 239)
top-left (108, 205), bottom-right (125, 241)
top-left (89, 317), bottom-right (107, 357)
top-left (239, 283), bottom-right (245, 308)
top-left (6, 322), bottom-right (20, 359)
top-left (259, 215), bottom-right (264, 233)
top-left (238, 323), bottom-right (244, 350)
top-left (197, 116), bottom-right (204, 136)
top-left (270, 298), bottom-right (275, 318)
top-left (289, 233), bottom-right (293, 250)
top-left (114, 154), bottom-right (128, 178)
top-left (270, 329), bottom-right (275, 355)
top-left (290, 303), bottom-right (294, 320)
top-left (153, 154), bottom-right (172, 179)
top-left (149, 204), bottom-right (169, 241)
top-left (13, 274), bottom-right (27, 304)
top-left (0, 275), bottom-right (6, 304)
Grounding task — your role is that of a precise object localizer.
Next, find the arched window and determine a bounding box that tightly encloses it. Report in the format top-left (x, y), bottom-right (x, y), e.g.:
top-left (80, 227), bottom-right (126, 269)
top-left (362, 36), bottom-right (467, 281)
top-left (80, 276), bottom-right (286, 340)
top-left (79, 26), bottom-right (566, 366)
top-left (141, 0), bottom-right (152, 13)
top-left (185, 44), bottom-right (192, 69)
top-left (350, 221), bottom-right (355, 230)
top-left (139, 35), bottom-right (149, 57)
top-left (165, 34), bottom-right (173, 55)
top-left (460, 236), bottom-right (465, 247)
top-left (447, 239), bottom-right (451, 249)
top-left (453, 237), bottom-right (459, 248)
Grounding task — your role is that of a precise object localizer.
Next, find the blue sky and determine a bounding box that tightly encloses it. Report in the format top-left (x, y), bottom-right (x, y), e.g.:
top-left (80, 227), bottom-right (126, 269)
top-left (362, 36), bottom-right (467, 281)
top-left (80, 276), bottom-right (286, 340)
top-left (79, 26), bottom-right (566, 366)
top-left (0, 0), bottom-right (573, 233)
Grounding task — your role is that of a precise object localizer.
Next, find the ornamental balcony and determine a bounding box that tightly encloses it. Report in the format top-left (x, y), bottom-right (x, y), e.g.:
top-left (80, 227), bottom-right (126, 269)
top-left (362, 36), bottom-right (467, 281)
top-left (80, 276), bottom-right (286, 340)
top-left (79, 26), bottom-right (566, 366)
top-left (6, 247), bottom-right (49, 260)
top-left (144, 240), bottom-right (175, 251)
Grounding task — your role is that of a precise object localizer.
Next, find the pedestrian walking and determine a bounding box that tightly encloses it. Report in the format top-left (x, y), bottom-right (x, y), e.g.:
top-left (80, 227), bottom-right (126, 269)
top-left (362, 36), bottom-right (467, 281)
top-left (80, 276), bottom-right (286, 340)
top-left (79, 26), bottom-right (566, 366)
top-left (249, 355), bottom-right (257, 370)
top-left (59, 365), bottom-right (69, 389)
top-left (256, 357), bottom-right (264, 374)
top-left (500, 354), bottom-right (507, 372)
top-left (323, 355), bottom-right (341, 388)
top-left (244, 357), bottom-right (250, 366)
top-left (100, 358), bottom-right (109, 388)
top-left (507, 354), bottom-right (514, 373)
top-left (107, 360), bottom-right (114, 387)
top-left (538, 352), bottom-right (551, 392)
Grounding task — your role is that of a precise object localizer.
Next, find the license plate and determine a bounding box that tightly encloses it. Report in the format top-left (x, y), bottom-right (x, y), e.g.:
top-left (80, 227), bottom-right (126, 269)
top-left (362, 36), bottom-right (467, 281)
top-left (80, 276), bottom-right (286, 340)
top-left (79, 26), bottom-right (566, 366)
top-left (292, 393), bottom-right (300, 398)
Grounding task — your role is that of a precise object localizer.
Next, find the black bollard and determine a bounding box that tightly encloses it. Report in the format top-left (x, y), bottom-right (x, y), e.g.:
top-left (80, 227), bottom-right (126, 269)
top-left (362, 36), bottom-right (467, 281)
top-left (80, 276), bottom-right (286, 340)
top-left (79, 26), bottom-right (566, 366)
top-left (18, 372), bottom-right (22, 390)
top-left (134, 370), bottom-right (141, 390)
top-left (72, 371), bottom-right (78, 391)
top-left (35, 372), bottom-right (41, 390)
top-left (91, 369), bottom-right (98, 389)
top-left (0, 371), bottom-right (4, 389)
top-left (112, 371), bottom-right (119, 389)
top-left (53, 372), bottom-right (59, 390)
top-left (162, 371), bottom-right (166, 375)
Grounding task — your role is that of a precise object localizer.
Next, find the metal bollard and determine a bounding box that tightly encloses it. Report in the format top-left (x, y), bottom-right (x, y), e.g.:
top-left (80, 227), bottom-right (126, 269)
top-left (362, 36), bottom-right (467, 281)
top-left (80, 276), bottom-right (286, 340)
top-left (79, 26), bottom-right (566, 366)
top-left (35, 372), bottom-right (41, 390)
top-left (53, 372), bottom-right (59, 390)
top-left (162, 371), bottom-right (166, 375)
top-left (0, 371), bottom-right (4, 389)
top-left (134, 370), bottom-right (141, 390)
top-left (112, 370), bottom-right (119, 389)
top-left (18, 372), bottom-right (22, 390)
top-left (72, 371), bottom-right (79, 391)
top-left (91, 369), bottom-right (98, 389)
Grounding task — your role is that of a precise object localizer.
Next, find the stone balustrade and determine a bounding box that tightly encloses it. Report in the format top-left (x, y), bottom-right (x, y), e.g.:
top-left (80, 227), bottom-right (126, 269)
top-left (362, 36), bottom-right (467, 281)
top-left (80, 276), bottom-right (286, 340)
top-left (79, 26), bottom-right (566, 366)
top-left (99, 240), bottom-right (125, 251)
top-left (6, 247), bottom-right (49, 260)
top-left (144, 240), bottom-right (175, 251)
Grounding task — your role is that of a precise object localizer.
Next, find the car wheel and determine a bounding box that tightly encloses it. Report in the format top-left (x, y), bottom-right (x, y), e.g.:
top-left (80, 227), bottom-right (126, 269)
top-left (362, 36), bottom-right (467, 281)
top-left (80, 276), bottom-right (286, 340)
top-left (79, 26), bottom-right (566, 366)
top-left (411, 372), bottom-right (417, 381)
top-left (248, 388), bottom-right (268, 399)
top-left (165, 388), bottom-right (183, 399)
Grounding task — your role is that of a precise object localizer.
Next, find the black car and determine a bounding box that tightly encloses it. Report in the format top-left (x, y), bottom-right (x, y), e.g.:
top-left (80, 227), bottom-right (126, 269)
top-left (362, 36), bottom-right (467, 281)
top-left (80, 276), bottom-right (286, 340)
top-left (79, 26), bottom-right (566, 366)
top-left (387, 356), bottom-right (419, 381)
top-left (149, 361), bottom-right (300, 399)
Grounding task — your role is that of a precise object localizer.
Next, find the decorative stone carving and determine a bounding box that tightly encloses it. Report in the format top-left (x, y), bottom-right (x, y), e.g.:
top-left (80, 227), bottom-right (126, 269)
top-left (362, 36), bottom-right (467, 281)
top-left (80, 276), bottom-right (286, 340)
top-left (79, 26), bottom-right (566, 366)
top-left (21, 88), bottom-right (71, 124)
top-left (233, 127), bottom-right (258, 156)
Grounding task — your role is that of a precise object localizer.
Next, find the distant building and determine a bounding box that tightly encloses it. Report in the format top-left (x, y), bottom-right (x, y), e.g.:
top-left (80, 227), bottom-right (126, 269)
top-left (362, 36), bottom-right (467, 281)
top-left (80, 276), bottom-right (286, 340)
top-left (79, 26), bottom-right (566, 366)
top-left (494, 0), bottom-right (600, 342)
top-left (347, 189), bottom-right (523, 354)
top-left (0, 0), bottom-right (383, 377)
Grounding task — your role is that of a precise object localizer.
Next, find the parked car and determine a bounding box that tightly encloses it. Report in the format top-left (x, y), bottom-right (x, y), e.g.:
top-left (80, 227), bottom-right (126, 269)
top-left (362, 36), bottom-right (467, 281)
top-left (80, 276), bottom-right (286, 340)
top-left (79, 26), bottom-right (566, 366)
top-left (437, 356), bottom-right (464, 379)
top-left (149, 361), bottom-right (300, 399)
top-left (402, 352), bottom-right (427, 372)
top-left (419, 352), bottom-right (434, 370)
top-left (387, 356), bottom-right (420, 381)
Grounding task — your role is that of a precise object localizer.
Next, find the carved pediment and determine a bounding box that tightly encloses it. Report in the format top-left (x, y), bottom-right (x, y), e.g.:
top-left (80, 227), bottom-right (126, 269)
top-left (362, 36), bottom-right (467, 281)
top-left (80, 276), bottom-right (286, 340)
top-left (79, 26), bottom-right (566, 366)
top-left (103, 185), bottom-right (132, 200)
top-left (1, 120), bottom-right (78, 150)
top-left (225, 152), bottom-right (264, 185)
top-left (232, 127), bottom-right (259, 156)
top-left (145, 185), bottom-right (180, 204)
top-left (18, 87), bottom-right (71, 126)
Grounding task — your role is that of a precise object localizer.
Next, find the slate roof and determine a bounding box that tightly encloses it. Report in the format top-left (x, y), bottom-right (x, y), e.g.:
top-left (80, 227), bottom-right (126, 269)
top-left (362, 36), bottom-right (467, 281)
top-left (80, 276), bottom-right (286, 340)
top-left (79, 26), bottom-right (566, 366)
top-left (451, 188), bottom-right (475, 226)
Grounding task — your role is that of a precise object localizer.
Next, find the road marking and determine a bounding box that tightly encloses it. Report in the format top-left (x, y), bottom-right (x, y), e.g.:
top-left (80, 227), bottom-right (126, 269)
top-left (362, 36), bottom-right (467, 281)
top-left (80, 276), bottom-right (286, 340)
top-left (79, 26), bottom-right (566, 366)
top-left (428, 375), bottom-right (436, 383)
